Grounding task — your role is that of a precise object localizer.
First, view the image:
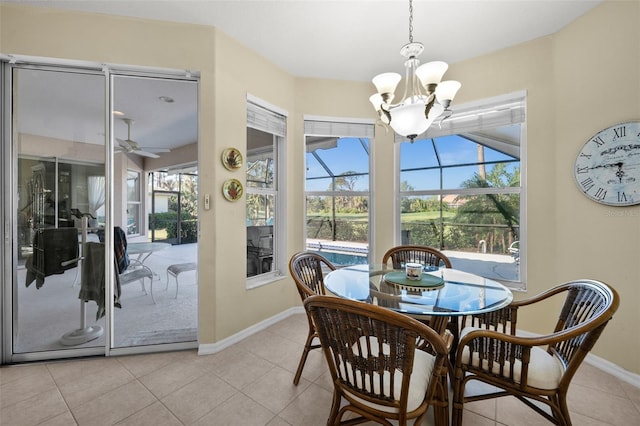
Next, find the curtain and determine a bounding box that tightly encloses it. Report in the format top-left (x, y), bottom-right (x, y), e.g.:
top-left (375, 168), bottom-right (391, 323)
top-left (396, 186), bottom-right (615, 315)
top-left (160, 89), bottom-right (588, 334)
top-left (87, 176), bottom-right (105, 216)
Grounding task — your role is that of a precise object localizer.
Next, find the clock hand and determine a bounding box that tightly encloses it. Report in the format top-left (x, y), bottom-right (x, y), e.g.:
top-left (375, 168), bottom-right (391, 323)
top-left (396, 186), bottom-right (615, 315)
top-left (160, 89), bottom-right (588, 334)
top-left (615, 163), bottom-right (624, 183)
top-left (587, 162), bottom-right (622, 170)
top-left (587, 161), bottom-right (640, 170)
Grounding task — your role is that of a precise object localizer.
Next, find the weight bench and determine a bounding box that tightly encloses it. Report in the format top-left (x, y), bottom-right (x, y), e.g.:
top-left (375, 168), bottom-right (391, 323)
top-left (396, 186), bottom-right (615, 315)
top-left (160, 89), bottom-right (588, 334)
top-left (166, 262), bottom-right (197, 298)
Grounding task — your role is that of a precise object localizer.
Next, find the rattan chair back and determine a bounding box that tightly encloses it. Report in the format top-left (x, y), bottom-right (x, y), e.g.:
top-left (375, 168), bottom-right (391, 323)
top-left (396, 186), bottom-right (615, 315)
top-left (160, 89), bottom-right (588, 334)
top-left (382, 245), bottom-right (456, 345)
top-left (288, 251), bottom-right (336, 385)
top-left (289, 251), bottom-right (335, 299)
top-left (304, 295), bottom-right (450, 426)
top-left (453, 279), bottom-right (619, 426)
top-left (382, 245), bottom-right (452, 269)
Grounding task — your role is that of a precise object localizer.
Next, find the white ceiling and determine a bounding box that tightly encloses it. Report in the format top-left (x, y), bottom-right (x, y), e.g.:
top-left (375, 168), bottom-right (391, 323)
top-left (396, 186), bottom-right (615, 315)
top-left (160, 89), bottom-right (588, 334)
top-left (4, 0), bottom-right (602, 82)
top-left (5, 0), bottom-right (602, 156)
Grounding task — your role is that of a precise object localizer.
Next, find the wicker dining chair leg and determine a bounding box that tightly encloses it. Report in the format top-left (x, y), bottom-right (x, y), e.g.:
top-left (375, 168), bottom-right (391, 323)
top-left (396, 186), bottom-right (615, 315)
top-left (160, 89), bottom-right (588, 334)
top-left (433, 369), bottom-right (451, 426)
top-left (447, 316), bottom-right (460, 365)
top-left (451, 371), bottom-right (466, 426)
top-left (553, 393), bottom-right (571, 426)
top-left (327, 386), bottom-right (343, 425)
top-left (293, 329), bottom-right (321, 385)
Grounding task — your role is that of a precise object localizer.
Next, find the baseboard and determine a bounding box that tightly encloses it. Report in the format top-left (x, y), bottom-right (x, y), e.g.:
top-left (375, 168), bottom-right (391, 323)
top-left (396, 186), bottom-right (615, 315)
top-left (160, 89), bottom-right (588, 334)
top-left (584, 353), bottom-right (640, 388)
top-left (199, 309), bottom-right (639, 389)
top-left (198, 306), bottom-right (303, 356)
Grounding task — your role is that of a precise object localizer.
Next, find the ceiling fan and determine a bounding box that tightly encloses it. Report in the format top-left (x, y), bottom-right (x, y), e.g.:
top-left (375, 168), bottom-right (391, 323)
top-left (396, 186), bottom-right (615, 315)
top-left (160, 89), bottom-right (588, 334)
top-left (116, 118), bottom-right (170, 158)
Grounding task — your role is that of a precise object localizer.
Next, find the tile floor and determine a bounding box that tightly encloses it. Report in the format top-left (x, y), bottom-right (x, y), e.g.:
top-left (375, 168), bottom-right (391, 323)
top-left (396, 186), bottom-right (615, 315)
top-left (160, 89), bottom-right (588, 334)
top-left (1, 313), bottom-right (639, 426)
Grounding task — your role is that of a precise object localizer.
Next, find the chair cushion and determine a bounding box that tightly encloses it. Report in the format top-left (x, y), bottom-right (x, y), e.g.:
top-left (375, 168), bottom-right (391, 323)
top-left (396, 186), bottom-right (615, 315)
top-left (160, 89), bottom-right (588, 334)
top-left (337, 336), bottom-right (436, 414)
top-left (460, 326), bottom-right (564, 390)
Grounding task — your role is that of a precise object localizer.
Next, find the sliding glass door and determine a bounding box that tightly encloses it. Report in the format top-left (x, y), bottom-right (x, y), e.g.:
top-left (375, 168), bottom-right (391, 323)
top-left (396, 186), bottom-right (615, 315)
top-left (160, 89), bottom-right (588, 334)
top-left (12, 67), bottom-right (107, 356)
top-left (3, 61), bottom-right (199, 362)
top-left (111, 75), bottom-right (198, 348)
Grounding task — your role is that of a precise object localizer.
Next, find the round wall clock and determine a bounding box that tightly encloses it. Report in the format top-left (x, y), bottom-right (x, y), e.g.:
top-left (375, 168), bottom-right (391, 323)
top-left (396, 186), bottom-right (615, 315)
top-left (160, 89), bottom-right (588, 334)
top-left (574, 120), bottom-right (640, 206)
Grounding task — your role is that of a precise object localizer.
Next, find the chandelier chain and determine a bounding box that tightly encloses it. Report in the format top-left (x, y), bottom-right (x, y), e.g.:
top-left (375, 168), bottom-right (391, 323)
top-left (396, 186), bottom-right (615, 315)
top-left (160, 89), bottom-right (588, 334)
top-left (408, 0), bottom-right (414, 43)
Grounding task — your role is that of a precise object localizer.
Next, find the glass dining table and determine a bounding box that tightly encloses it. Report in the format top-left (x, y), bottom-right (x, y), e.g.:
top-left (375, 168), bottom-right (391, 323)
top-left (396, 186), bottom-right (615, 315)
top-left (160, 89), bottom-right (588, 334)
top-left (324, 264), bottom-right (514, 336)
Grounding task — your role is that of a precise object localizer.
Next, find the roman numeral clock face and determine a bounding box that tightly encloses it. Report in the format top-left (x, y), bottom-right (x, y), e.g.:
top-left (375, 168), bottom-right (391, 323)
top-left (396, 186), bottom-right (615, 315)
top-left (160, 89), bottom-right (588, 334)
top-left (574, 121), bottom-right (640, 206)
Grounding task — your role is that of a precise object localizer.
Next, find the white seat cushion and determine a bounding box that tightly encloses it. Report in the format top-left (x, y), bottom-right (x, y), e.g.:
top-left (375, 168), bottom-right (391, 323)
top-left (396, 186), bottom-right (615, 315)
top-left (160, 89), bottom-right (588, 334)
top-left (337, 336), bottom-right (436, 413)
top-left (460, 326), bottom-right (564, 390)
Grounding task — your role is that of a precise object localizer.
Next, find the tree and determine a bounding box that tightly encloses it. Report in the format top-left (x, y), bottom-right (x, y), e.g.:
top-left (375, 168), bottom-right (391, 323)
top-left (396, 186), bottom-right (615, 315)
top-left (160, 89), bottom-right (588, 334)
top-left (453, 164), bottom-right (520, 252)
top-left (330, 173), bottom-right (361, 212)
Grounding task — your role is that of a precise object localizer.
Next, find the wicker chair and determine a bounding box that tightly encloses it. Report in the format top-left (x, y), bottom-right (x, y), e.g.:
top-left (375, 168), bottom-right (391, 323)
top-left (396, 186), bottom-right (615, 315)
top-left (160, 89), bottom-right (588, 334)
top-left (304, 295), bottom-right (450, 426)
top-left (382, 245), bottom-right (456, 346)
top-left (382, 245), bottom-right (452, 270)
top-left (288, 251), bottom-right (336, 385)
top-left (452, 279), bottom-right (619, 426)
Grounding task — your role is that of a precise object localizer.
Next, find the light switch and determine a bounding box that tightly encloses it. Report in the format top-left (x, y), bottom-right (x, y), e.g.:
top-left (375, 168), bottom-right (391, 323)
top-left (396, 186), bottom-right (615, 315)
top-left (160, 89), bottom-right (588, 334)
top-left (204, 194), bottom-right (210, 210)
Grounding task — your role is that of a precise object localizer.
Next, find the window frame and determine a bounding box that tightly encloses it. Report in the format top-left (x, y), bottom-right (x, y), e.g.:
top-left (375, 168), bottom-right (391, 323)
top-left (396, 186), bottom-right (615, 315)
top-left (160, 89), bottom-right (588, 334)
top-left (246, 96), bottom-right (287, 289)
top-left (303, 117), bottom-right (375, 265)
top-left (126, 169), bottom-right (141, 236)
top-left (394, 92), bottom-right (526, 290)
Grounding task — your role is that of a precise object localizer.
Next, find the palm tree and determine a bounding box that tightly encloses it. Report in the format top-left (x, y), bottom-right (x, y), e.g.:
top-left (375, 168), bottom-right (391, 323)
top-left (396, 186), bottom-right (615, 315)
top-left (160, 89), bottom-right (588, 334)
top-left (454, 164), bottom-right (520, 252)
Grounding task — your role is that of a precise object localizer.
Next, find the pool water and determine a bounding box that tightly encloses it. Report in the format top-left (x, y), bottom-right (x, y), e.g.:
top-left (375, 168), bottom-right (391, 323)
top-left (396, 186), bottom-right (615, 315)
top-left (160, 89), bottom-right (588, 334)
top-left (310, 250), bottom-right (368, 266)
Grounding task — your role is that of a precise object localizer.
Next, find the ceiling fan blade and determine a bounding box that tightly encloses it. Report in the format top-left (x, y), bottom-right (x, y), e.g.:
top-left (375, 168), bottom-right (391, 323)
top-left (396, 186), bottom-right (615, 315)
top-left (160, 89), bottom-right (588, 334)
top-left (140, 147), bottom-right (171, 153)
top-left (119, 119), bottom-right (166, 158)
top-left (134, 150), bottom-right (160, 159)
top-left (116, 138), bottom-right (134, 150)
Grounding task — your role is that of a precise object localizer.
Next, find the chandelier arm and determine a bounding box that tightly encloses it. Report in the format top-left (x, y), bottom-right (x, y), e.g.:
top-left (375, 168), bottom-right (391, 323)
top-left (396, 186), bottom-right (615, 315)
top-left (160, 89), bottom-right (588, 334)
top-left (381, 108), bottom-right (392, 124)
top-left (424, 94), bottom-right (436, 120)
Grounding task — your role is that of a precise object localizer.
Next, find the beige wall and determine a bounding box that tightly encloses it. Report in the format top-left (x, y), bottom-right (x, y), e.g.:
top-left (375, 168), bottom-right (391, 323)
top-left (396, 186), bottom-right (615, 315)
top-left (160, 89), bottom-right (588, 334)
top-left (204, 28), bottom-right (297, 343)
top-left (1, 1), bottom-right (638, 374)
top-left (551, 0), bottom-right (639, 373)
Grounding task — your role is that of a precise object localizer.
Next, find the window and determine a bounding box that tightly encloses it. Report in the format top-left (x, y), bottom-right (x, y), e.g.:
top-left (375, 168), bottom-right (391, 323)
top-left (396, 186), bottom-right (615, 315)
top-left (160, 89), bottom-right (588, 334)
top-left (304, 119), bottom-right (374, 266)
top-left (148, 169), bottom-right (198, 244)
top-left (246, 98), bottom-right (286, 285)
top-left (126, 170), bottom-right (141, 236)
top-left (397, 92), bottom-right (525, 288)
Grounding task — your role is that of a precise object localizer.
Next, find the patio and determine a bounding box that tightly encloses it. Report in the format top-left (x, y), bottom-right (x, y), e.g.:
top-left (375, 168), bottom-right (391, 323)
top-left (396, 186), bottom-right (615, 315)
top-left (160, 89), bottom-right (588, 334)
top-left (14, 241), bottom-right (198, 353)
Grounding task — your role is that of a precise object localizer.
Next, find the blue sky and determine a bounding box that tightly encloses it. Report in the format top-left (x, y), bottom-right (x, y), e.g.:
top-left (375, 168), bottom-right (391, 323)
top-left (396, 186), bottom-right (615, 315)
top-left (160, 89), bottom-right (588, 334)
top-left (305, 136), bottom-right (519, 192)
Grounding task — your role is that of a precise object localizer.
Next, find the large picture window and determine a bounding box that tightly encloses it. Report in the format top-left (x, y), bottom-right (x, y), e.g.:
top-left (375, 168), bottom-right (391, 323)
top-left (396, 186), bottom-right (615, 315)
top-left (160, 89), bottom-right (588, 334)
top-left (397, 93), bottom-right (525, 288)
top-left (304, 120), bottom-right (374, 266)
top-left (246, 98), bottom-right (286, 285)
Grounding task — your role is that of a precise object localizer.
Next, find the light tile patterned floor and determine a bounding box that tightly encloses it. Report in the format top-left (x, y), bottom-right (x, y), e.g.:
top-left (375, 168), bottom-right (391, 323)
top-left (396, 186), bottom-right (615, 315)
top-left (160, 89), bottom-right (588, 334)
top-left (1, 313), bottom-right (638, 425)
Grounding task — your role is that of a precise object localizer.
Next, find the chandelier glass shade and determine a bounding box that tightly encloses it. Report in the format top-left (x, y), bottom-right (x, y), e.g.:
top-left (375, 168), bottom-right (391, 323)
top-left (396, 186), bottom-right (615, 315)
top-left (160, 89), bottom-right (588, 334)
top-left (370, 1), bottom-right (461, 141)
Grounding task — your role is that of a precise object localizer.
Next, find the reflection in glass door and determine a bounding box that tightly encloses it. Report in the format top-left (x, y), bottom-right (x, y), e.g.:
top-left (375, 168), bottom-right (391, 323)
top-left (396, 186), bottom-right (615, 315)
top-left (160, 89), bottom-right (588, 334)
top-left (126, 170), bottom-right (141, 236)
top-left (149, 170), bottom-right (198, 245)
top-left (5, 62), bottom-right (199, 361)
top-left (13, 67), bottom-right (107, 356)
top-left (112, 76), bottom-right (198, 348)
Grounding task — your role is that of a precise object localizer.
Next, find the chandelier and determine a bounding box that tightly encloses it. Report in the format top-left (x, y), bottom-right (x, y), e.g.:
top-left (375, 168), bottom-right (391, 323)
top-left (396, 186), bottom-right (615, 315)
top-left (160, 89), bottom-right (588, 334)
top-left (369, 0), bottom-right (461, 141)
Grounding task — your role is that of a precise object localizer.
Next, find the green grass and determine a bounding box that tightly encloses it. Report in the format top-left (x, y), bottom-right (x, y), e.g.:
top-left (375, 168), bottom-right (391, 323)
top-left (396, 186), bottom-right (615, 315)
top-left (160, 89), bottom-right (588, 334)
top-left (307, 213), bottom-right (369, 222)
top-left (401, 211), bottom-right (455, 222)
top-left (307, 211), bottom-right (456, 223)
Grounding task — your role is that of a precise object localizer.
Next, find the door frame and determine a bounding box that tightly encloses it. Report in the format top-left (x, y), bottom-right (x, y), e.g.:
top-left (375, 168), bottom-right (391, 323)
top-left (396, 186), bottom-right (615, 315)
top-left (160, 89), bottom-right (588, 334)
top-left (1, 55), bottom-right (200, 364)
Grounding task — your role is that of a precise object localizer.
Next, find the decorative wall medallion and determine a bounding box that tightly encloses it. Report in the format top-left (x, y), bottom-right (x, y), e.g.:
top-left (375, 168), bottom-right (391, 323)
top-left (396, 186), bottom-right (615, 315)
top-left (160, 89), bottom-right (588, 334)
top-left (222, 147), bottom-right (243, 171)
top-left (222, 178), bottom-right (243, 202)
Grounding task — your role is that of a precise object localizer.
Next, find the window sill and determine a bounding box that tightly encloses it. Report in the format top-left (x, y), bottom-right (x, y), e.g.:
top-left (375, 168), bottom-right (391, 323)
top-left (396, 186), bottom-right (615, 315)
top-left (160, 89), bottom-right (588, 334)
top-left (246, 271), bottom-right (286, 290)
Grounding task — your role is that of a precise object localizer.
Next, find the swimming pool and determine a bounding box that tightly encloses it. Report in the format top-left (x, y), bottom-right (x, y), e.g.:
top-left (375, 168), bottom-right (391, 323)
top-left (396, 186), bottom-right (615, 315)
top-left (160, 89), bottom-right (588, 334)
top-left (310, 250), bottom-right (368, 266)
